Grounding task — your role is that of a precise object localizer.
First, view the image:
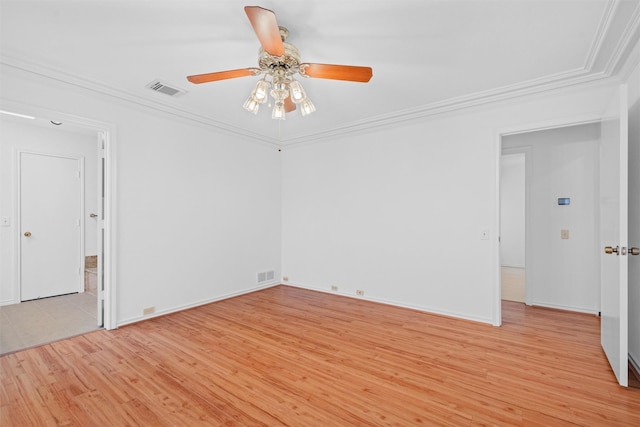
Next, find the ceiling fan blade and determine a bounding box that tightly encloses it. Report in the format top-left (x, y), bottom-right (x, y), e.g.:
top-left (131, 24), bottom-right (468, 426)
top-left (244, 6), bottom-right (285, 57)
top-left (300, 63), bottom-right (373, 83)
top-left (284, 95), bottom-right (296, 113)
top-left (187, 68), bottom-right (259, 84)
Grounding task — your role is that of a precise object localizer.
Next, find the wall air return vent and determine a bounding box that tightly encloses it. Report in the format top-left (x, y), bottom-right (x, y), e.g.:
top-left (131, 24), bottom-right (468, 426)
top-left (146, 80), bottom-right (186, 97)
top-left (257, 270), bottom-right (275, 284)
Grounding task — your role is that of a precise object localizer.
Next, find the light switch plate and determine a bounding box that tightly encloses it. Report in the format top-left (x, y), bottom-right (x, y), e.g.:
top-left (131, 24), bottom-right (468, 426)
top-left (0, 217), bottom-right (10, 227)
top-left (561, 229), bottom-right (569, 239)
top-left (481, 229), bottom-right (489, 240)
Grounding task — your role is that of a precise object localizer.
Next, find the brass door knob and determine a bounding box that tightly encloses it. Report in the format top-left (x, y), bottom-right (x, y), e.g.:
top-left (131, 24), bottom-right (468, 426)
top-left (24, 231), bottom-right (31, 237)
top-left (604, 246), bottom-right (619, 255)
top-left (631, 247), bottom-right (640, 256)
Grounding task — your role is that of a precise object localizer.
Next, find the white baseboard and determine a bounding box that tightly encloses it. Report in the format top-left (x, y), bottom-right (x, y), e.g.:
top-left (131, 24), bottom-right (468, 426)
top-left (116, 281), bottom-right (280, 327)
top-left (529, 300), bottom-right (599, 315)
top-left (629, 353), bottom-right (640, 383)
top-left (282, 281), bottom-right (494, 325)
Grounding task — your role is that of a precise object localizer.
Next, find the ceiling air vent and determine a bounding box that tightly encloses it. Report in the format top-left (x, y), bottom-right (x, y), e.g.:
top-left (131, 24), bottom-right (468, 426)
top-left (146, 80), bottom-right (186, 97)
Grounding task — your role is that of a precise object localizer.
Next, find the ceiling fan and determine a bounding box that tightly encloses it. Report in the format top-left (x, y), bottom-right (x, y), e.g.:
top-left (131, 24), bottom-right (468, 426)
top-left (187, 6), bottom-right (373, 120)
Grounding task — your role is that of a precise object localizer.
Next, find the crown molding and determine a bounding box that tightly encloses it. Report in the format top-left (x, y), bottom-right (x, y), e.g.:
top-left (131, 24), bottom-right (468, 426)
top-left (583, 0), bottom-right (618, 71)
top-left (2, 0), bottom-right (638, 150)
top-left (603, 0), bottom-right (640, 75)
top-left (283, 1), bottom-right (640, 147)
top-left (0, 55), bottom-right (282, 147)
top-left (281, 69), bottom-right (613, 148)
top-left (619, 36), bottom-right (640, 82)
top-left (0, 53), bottom-right (618, 149)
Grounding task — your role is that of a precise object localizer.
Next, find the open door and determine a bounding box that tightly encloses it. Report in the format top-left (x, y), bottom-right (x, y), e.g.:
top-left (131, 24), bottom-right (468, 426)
top-left (600, 85), bottom-right (629, 387)
top-left (96, 132), bottom-right (105, 327)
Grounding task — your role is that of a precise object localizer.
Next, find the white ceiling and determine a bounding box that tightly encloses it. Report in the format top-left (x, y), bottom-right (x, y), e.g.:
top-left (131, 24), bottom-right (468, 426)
top-left (1, 0), bottom-right (639, 145)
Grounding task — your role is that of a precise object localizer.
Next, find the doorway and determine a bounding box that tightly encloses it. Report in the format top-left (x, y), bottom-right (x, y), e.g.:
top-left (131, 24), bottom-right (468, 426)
top-left (500, 123), bottom-right (602, 315)
top-left (0, 106), bottom-right (114, 353)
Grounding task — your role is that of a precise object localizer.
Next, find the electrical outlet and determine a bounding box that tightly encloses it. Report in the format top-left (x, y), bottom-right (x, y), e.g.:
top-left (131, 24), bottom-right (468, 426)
top-left (331, 285), bottom-right (338, 292)
top-left (143, 306), bottom-right (155, 316)
top-left (283, 276), bottom-right (289, 281)
top-left (356, 290), bottom-right (364, 296)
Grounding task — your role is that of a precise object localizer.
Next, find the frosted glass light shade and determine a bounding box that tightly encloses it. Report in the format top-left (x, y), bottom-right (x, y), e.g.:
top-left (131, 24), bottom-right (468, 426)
top-left (253, 79), bottom-right (269, 103)
top-left (242, 73), bottom-right (317, 119)
top-left (289, 80), bottom-right (306, 104)
top-left (272, 102), bottom-right (286, 120)
top-left (299, 97), bottom-right (316, 116)
top-left (243, 95), bottom-right (260, 114)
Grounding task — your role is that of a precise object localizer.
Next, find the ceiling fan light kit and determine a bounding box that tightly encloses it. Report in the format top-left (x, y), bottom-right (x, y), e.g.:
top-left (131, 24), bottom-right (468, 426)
top-left (187, 6), bottom-right (372, 121)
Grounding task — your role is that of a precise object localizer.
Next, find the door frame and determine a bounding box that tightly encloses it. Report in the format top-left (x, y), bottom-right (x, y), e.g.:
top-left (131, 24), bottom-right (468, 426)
top-left (493, 112), bottom-right (605, 326)
top-left (17, 151), bottom-right (85, 299)
top-left (5, 100), bottom-right (118, 330)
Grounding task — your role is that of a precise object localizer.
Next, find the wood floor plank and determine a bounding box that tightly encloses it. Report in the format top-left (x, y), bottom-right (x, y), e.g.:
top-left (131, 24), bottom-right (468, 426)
top-left (1, 285), bottom-right (639, 426)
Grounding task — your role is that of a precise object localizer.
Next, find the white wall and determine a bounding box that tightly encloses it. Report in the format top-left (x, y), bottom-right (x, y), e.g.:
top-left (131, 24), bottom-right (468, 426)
top-left (0, 117), bottom-right (98, 305)
top-left (503, 124), bottom-right (601, 313)
top-left (626, 58), bottom-right (640, 372)
top-left (0, 63), bottom-right (282, 325)
top-left (0, 62), bottom-right (628, 329)
top-left (282, 82), bottom-right (617, 324)
top-left (500, 153), bottom-right (525, 268)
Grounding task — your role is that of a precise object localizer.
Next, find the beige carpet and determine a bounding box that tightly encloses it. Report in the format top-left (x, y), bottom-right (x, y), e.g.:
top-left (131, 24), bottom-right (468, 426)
top-left (0, 268), bottom-right (100, 355)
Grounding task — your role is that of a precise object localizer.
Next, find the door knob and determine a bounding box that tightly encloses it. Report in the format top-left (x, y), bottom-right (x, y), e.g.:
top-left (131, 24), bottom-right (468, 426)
top-left (24, 231), bottom-right (31, 237)
top-left (89, 213), bottom-right (98, 218)
top-left (604, 245), bottom-right (619, 255)
top-left (631, 247), bottom-right (640, 256)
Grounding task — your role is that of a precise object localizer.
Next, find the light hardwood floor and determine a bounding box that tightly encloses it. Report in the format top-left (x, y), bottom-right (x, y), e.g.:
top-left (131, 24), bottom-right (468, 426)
top-left (1, 285), bottom-right (639, 426)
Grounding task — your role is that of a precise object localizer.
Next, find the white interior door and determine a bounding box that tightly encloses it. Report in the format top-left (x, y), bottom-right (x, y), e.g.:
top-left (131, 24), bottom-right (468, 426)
top-left (96, 133), bottom-right (104, 327)
top-left (629, 72), bottom-right (640, 381)
top-left (600, 85), bottom-right (629, 387)
top-left (20, 152), bottom-right (83, 301)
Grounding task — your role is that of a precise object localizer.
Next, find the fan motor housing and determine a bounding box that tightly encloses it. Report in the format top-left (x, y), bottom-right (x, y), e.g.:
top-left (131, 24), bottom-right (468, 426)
top-left (258, 42), bottom-right (301, 72)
